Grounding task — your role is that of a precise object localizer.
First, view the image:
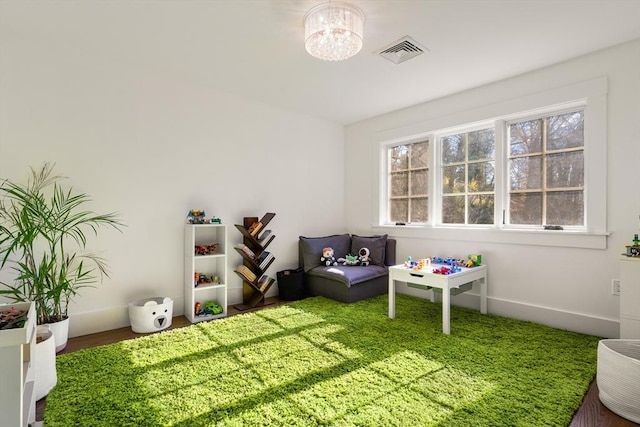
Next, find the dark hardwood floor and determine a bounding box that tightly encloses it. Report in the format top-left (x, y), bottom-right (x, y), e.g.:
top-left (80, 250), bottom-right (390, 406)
top-left (37, 297), bottom-right (638, 426)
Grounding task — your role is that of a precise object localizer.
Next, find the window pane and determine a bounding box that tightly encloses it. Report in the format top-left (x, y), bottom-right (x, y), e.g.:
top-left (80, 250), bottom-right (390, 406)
top-left (469, 195), bottom-right (494, 224)
top-left (547, 111), bottom-right (584, 150)
top-left (510, 156), bottom-right (542, 190)
top-left (510, 119), bottom-right (542, 155)
top-left (468, 161), bottom-right (495, 192)
top-left (442, 134), bottom-right (465, 164)
top-left (410, 197), bottom-right (428, 223)
top-left (411, 169), bottom-right (428, 195)
top-left (410, 141), bottom-right (429, 168)
top-left (390, 199), bottom-right (408, 223)
top-left (510, 193), bottom-right (542, 224)
top-left (442, 196), bottom-right (465, 224)
top-left (547, 152), bottom-right (584, 188)
top-left (468, 129), bottom-right (495, 161)
top-left (547, 191), bottom-right (584, 226)
top-left (442, 165), bottom-right (465, 194)
top-left (390, 145), bottom-right (408, 172)
top-left (391, 172), bottom-right (408, 197)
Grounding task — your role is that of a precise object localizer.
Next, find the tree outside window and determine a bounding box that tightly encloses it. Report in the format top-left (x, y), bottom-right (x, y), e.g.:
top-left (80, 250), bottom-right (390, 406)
top-left (508, 111), bottom-right (584, 226)
top-left (388, 141), bottom-right (429, 223)
top-left (441, 129), bottom-right (495, 224)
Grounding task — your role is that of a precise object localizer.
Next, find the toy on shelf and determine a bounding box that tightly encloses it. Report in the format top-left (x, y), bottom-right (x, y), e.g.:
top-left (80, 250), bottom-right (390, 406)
top-left (624, 234), bottom-right (640, 257)
top-left (194, 244), bottom-right (218, 256)
top-left (187, 210), bottom-right (222, 224)
top-left (194, 272), bottom-right (220, 287)
top-left (188, 210), bottom-right (207, 224)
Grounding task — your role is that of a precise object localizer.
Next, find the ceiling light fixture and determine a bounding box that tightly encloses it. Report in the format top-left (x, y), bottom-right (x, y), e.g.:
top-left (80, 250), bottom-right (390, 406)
top-left (304, 2), bottom-right (365, 61)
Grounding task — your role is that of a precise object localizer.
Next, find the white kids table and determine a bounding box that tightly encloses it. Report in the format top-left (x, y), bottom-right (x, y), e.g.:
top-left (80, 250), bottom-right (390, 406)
top-left (388, 263), bottom-right (487, 334)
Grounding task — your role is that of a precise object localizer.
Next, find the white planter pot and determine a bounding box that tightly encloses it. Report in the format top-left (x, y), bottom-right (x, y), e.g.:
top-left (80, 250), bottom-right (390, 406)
top-left (46, 317), bottom-right (69, 353)
top-left (35, 325), bottom-right (57, 401)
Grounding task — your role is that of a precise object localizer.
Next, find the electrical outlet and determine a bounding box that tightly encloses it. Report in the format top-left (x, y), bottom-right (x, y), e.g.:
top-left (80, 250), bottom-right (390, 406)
top-left (611, 279), bottom-right (621, 296)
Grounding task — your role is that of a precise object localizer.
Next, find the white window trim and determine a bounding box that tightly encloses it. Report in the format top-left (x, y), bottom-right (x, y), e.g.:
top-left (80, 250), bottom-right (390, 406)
top-left (372, 77), bottom-right (608, 249)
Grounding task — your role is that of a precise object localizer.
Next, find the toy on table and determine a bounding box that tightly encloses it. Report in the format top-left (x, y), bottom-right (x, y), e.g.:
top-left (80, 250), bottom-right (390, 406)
top-left (414, 258), bottom-right (431, 270)
top-left (463, 254), bottom-right (482, 267)
top-left (320, 247), bottom-right (337, 266)
top-left (432, 264), bottom-right (462, 275)
top-left (404, 256), bottom-right (418, 269)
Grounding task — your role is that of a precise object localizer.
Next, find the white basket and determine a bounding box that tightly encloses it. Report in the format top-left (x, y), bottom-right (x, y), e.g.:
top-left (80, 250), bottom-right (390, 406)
top-left (128, 297), bottom-right (173, 333)
top-left (597, 339), bottom-right (640, 423)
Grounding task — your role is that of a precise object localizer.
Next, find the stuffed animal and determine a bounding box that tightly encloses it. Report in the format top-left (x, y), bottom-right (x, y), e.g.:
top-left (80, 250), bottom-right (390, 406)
top-left (338, 254), bottom-right (359, 266)
top-left (357, 247), bottom-right (371, 266)
top-left (320, 247), bottom-right (337, 266)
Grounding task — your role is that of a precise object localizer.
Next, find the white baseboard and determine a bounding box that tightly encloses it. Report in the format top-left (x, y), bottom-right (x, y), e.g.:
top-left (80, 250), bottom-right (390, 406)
top-left (398, 284), bottom-right (619, 338)
top-left (68, 288), bottom-right (619, 339)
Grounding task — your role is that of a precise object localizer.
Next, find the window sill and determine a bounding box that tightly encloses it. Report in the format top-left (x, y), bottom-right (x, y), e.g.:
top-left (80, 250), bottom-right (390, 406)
top-left (371, 225), bottom-right (609, 249)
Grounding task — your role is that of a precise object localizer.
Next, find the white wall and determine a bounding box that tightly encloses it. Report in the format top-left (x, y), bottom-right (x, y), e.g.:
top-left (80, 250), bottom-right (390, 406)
top-left (345, 40), bottom-right (640, 338)
top-left (0, 35), bottom-right (346, 336)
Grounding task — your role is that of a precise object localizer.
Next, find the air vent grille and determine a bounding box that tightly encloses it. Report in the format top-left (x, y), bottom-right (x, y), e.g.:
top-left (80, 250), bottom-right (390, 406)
top-left (377, 36), bottom-right (428, 64)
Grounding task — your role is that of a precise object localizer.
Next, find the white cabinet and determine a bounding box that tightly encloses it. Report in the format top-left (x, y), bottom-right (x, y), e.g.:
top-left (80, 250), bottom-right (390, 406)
top-left (0, 301), bottom-right (36, 427)
top-left (184, 224), bottom-right (228, 323)
top-left (620, 256), bottom-right (640, 338)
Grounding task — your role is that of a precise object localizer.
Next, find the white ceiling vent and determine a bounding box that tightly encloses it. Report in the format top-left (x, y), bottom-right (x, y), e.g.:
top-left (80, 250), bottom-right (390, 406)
top-left (376, 36), bottom-right (428, 64)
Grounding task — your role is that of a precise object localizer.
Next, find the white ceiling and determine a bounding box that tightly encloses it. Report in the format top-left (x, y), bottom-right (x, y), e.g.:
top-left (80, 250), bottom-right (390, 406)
top-left (1, 0), bottom-right (639, 125)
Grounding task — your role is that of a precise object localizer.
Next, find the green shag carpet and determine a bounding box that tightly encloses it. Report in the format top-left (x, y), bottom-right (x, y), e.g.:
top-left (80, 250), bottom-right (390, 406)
top-left (44, 295), bottom-right (600, 426)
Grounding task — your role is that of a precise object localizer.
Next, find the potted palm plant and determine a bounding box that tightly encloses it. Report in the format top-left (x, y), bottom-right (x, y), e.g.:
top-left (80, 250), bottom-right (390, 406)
top-left (0, 163), bottom-right (123, 352)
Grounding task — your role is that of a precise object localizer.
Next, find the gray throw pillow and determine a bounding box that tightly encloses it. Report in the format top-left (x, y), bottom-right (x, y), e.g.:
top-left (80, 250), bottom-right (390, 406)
top-left (350, 234), bottom-right (388, 266)
top-left (299, 234), bottom-right (351, 272)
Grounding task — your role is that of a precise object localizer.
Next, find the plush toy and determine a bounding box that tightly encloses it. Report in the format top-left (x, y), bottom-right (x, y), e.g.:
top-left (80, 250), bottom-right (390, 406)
top-left (357, 247), bottom-right (371, 266)
top-left (338, 254), bottom-right (359, 266)
top-left (320, 247), bottom-right (337, 266)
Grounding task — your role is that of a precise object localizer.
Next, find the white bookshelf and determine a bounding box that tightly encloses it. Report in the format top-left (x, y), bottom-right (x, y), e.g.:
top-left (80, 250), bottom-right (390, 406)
top-left (184, 224), bottom-right (228, 323)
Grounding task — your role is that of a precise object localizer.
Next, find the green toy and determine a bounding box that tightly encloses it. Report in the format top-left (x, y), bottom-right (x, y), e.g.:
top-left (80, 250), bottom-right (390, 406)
top-left (205, 300), bottom-right (223, 315)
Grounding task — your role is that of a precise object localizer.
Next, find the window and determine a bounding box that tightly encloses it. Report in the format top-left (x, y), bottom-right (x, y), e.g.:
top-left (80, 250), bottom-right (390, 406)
top-left (382, 108), bottom-right (586, 229)
top-left (441, 129), bottom-right (495, 225)
top-left (507, 110), bottom-right (584, 227)
top-left (387, 140), bottom-right (429, 223)
top-left (374, 77), bottom-right (606, 249)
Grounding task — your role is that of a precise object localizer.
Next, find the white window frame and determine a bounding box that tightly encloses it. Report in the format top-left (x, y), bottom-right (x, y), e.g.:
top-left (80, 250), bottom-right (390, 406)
top-left (432, 123), bottom-right (497, 227)
top-left (372, 77), bottom-right (608, 249)
top-left (503, 106), bottom-right (586, 230)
